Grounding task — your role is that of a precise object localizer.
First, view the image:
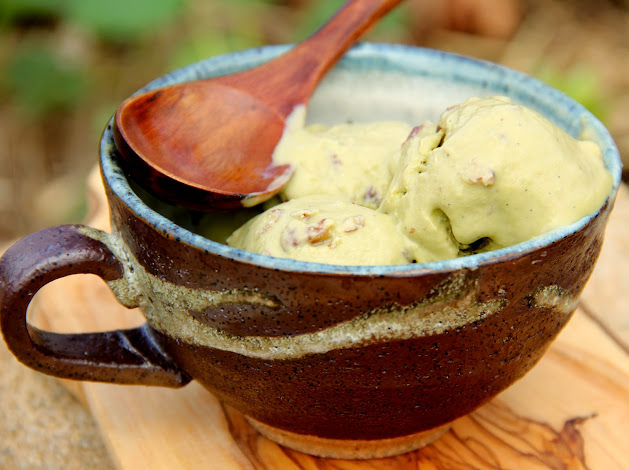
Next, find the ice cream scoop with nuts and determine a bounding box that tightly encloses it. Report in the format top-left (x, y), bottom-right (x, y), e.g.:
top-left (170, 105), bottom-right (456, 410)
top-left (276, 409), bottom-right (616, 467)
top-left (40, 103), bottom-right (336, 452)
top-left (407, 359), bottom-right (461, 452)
top-left (226, 96), bottom-right (613, 266)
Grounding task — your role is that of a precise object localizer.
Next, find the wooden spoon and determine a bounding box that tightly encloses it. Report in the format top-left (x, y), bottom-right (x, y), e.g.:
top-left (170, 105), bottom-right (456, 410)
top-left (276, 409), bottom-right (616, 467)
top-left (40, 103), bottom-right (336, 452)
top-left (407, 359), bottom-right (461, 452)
top-left (113, 0), bottom-right (403, 211)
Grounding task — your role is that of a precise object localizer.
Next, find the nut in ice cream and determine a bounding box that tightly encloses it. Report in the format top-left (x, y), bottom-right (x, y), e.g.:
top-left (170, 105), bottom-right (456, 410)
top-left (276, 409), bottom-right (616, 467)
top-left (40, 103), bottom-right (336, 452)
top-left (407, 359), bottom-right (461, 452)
top-left (226, 96), bottom-right (613, 265)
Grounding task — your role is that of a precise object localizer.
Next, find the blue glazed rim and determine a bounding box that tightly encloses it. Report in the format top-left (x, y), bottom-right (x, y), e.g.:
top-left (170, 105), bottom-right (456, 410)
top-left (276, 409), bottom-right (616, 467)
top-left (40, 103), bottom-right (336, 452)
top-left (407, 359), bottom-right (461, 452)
top-left (100, 43), bottom-right (623, 275)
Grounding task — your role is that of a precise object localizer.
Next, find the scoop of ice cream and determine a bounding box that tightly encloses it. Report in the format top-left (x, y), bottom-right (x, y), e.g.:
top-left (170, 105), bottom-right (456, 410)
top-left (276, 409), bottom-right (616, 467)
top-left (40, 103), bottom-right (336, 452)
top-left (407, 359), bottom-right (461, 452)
top-left (380, 96), bottom-right (614, 252)
top-left (225, 96), bottom-right (612, 266)
top-left (273, 121), bottom-right (412, 209)
top-left (227, 195), bottom-right (419, 265)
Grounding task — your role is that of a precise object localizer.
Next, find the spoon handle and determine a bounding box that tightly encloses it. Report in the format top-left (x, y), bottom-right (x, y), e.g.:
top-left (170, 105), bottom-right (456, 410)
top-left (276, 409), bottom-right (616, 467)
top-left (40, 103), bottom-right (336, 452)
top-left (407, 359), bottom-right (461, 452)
top-left (225, 0), bottom-right (405, 115)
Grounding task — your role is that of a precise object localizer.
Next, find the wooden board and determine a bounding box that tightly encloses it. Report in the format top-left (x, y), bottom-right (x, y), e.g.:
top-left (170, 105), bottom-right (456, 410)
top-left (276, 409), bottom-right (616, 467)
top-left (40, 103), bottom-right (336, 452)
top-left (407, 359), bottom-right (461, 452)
top-left (27, 168), bottom-right (629, 469)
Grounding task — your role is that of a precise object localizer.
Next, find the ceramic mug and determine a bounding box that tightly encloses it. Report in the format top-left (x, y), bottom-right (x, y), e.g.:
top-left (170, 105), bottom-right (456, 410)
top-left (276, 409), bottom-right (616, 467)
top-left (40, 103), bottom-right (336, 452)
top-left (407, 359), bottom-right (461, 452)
top-left (0, 44), bottom-right (622, 459)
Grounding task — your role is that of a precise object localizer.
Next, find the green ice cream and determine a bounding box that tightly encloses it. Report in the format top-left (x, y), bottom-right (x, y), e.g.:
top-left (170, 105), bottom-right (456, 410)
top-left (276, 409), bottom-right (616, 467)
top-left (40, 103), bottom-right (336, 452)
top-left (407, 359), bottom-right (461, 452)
top-left (226, 97), bottom-right (613, 265)
top-left (273, 120), bottom-right (412, 209)
top-left (227, 195), bottom-right (417, 265)
top-left (380, 96), bottom-right (614, 259)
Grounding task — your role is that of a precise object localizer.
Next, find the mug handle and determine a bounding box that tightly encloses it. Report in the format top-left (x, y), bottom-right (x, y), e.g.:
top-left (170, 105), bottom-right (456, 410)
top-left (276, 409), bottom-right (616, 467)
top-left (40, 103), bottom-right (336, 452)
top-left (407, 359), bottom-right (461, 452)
top-left (0, 224), bottom-right (190, 387)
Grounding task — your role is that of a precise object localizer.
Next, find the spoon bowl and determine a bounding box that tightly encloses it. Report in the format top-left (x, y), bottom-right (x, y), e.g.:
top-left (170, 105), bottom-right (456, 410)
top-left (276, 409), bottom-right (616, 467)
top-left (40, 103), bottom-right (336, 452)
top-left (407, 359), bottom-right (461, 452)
top-left (113, 0), bottom-right (403, 211)
top-left (114, 80), bottom-right (293, 210)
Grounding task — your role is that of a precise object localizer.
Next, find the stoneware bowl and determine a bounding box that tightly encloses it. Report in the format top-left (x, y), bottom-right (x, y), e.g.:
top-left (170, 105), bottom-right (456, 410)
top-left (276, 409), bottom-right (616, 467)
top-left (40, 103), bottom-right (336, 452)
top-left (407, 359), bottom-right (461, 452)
top-left (0, 44), bottom-right (622, 459)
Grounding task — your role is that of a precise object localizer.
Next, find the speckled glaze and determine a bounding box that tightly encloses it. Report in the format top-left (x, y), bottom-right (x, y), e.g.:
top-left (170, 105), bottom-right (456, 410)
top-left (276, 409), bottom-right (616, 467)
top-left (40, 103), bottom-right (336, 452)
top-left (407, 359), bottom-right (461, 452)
top-left (0, 44), bottom-right (622, 459)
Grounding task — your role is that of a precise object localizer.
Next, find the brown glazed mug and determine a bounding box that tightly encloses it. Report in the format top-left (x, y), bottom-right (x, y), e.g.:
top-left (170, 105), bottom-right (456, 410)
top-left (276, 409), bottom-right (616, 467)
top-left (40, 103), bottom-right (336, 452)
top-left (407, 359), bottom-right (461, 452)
top-left (0, 44), bottom-right (623, 459)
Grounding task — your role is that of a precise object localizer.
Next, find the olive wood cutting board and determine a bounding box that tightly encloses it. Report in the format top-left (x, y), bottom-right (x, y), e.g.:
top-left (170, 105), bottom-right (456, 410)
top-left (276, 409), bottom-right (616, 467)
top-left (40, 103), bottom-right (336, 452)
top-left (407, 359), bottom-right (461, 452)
top-left (26, 168), bottom-right (629, 469)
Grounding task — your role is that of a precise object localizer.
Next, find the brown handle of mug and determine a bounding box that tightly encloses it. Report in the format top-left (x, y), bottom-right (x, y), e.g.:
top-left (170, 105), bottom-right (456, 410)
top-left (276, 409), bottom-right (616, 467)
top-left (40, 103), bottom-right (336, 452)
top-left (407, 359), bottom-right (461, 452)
top-left (0, 224), bottom-right (190, 387)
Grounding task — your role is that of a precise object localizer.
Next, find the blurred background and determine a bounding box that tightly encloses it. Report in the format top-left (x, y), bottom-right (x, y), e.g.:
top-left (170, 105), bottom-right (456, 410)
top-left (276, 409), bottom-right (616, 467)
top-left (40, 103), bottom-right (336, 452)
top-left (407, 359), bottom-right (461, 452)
top-left (1, 0), bottom-right (628, 244)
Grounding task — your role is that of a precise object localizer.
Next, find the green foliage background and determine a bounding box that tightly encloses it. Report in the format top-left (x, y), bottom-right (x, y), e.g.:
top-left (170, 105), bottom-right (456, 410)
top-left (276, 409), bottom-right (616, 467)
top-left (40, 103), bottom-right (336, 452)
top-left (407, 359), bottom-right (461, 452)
top-left (0, 0), bottom-right (608, 122)
top-left (0, 0), bottom-right (414, 122)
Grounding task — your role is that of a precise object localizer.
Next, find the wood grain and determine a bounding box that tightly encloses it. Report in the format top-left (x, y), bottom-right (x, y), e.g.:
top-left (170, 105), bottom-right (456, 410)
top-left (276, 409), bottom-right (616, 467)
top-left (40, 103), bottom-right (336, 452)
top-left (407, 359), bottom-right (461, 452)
top-left (24, 169), bottom-right (629, 469)
top-left (580, 184), bottom-right (629, 351)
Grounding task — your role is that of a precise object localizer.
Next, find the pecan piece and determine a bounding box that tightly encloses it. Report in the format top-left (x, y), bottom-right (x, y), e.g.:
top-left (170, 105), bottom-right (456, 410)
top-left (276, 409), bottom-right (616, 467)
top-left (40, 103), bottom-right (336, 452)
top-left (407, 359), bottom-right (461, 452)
top-left (256, 209), bottom-right (283, 237)
top-left (306, 218), bottom-right (335, 245)
top-left (342, 215), bottom-right (366, 233)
